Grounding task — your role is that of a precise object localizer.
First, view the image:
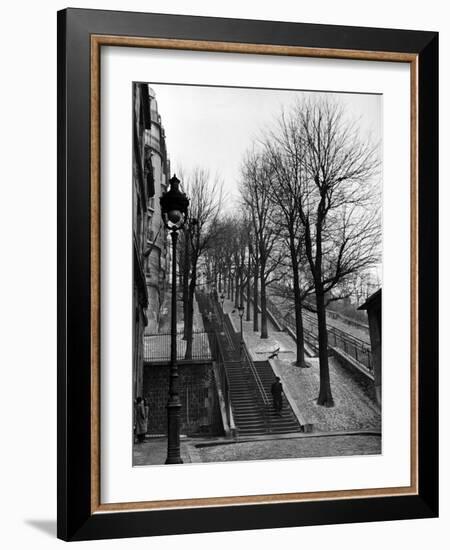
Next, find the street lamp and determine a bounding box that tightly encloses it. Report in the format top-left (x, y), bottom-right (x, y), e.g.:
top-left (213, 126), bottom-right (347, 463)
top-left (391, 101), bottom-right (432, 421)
top-left (160, 174), bottom-right (189, 465)
top-left (237, 304), bottom-right (245, 358)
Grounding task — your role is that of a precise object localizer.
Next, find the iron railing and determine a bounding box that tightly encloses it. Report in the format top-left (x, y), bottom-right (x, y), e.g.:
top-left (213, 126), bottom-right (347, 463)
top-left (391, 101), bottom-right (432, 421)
top-left (143, 330), bottom-right (214, 362)
top-left (224, 312), bottom-right (272, 432)
top-left (199, 289), bottom-right (272, 431)
top-left (302, 310), bottom-right (373, 374)
top-left (195, 290), bottom-right (236, 431)
top-left (209, 331), bottom-right (234, 431)
top-left (253, 289), bottom-right (374, 375)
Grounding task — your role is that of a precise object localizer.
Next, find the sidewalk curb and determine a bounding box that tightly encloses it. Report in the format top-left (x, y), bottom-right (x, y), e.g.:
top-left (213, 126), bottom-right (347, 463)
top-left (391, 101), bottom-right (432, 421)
top-left (193, 430), bottom-right (382, 448)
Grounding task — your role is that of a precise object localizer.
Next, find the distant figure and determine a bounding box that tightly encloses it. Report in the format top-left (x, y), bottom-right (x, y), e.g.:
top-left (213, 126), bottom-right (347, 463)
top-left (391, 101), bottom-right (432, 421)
top-left (271, 376), bottom-right (283, 415)
top-left (135, 397), bottom-right (147, 443)
top-left (268, 346), bottom-right (280, 359)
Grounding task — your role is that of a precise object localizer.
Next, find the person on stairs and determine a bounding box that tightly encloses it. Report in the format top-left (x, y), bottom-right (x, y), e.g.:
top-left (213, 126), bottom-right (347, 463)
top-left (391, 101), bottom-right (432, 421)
top-left (271, 377), bottom-right (284, 416)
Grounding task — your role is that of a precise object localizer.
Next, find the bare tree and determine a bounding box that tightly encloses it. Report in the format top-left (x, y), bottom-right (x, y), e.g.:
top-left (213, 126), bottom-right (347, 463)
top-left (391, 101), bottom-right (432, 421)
top-left (259, 98), bottom-right (380, 404)
top-left (183, 168), bottom-right (223, 359)
top-left (240, 151), bottom-right (283, 339)
top-left (286, 97), bottom-right (381, 406)
top-left (262, 131), bottom-right (315, 367)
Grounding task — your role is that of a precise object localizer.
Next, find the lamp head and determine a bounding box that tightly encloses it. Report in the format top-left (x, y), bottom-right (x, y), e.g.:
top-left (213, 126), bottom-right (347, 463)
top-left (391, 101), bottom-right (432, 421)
top-left (167, 209), bottom-right (182, 224)
top-left (160, 174), bottom-right (189, 230)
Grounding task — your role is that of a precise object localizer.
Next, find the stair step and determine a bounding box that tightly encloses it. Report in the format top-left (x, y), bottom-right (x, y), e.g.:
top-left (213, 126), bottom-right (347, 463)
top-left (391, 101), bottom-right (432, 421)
top-left (232, 397), bottom-right (257, 402)
top-left (234, 416), bottom-right (263, 422)
top-left (236, 421), bottom-right (265, 425)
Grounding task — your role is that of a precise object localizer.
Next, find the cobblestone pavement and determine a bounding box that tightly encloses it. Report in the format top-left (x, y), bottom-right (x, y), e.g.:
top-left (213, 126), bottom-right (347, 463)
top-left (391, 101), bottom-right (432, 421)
top-left (133, 437), bottom-right (192, 466)
top-left (272, 355), bottom-right (380, 431)
top-left (196, 434), bottom-right (381, 463)
top-left (198, 435), bottom-right (381, 462)
top-left (224, 299), bottom-right (380, 432)
top-left (133, 433), bottom-right (381, 466)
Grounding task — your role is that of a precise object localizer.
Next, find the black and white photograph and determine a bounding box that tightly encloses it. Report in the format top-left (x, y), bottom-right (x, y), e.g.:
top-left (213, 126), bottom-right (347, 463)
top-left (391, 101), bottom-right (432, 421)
top-left (0, 0), bottom-right (443, 546)
top-left (132, 82), bottom-right (382, 466)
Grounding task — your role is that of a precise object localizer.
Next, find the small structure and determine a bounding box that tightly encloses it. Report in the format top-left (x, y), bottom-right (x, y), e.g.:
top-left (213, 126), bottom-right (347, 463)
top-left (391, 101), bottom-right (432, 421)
top-left (358, 289), bottom-right (382, 406)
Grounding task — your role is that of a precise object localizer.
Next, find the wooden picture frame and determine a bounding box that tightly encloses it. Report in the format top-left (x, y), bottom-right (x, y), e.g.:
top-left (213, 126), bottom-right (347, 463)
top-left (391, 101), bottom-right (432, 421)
top-left (57, 8), bottom-right (438, 541)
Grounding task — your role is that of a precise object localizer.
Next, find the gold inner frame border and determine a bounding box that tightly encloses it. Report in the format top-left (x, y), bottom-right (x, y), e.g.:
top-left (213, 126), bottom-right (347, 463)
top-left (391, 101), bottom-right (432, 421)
top-left (89, 35), bottom-right (419, 514)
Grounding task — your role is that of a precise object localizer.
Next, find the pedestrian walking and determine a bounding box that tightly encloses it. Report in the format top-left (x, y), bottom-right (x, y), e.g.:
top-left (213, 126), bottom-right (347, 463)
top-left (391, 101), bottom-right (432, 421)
top-left (135, 397), bottom-right (147, 443)
top-left (271, 376), bottom-right (283, 416)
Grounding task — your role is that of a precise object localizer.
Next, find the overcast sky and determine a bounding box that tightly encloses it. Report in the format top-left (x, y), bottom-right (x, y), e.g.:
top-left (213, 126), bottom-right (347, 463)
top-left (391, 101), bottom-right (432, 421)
top-left (148, 83), bottom-right (382, 208)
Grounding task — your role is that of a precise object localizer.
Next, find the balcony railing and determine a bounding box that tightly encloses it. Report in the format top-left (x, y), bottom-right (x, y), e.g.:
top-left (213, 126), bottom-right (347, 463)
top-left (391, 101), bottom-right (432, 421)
top-left (144, 331), bottom-right (214, 362)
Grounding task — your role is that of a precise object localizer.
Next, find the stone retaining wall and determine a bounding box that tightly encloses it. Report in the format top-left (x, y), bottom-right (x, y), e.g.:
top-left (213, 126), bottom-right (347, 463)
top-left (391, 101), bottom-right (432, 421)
top-left (143, 361), bottom-right (224, 436)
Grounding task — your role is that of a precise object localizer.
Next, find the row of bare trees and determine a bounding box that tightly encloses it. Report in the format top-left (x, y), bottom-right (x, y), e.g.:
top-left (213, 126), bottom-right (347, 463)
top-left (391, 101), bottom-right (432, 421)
top-left (176, 97), bottom-right (380, 407)
top-left (177, 168), bottom-right (223, 359)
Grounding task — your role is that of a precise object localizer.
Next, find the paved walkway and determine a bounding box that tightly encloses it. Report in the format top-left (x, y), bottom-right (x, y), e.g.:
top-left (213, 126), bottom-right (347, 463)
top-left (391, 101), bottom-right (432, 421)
top-left (269, 293), bottom-right (370, 343)
top-left (133, 436), bottom-right (192, 466)
top-left (224, 298), bottom-right (380, 432)
top-left (133, 432), bottom-right (381, 465)
top-left (324, 313), bottom-right (370, 343)
top-left (196, 434), bottom-right (380, 462)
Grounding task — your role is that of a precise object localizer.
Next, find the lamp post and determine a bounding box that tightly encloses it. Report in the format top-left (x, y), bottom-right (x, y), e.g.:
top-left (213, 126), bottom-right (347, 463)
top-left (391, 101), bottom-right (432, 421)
top-left (160, 174), bottom-right (189, 465)
top-left (237, 304), bottom-right (245, 359)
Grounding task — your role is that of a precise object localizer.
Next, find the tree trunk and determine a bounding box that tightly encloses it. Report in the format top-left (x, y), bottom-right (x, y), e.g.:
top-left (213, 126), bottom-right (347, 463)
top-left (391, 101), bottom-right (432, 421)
top-left (315, 285), bottom-right (334, 406)
top-left (234, 270), bottom-right (239, 308)
top-left (260, 261), bottom-right (268, 339)
top-left (213, 264), bottom-right (218, 292)
top-left (291, 250), bottom-right (307, 367)
top-left (246, 254), bottom-right (251, 322)
top-left (185, 264), bottom-right (197, 360)
top-left (253, 261), bottom-right (259, 332)
top-left (182, 235), bottom-right (190, 339)
top-left (294, 297), bottom-right (307, 367)
top-left (239, 266), bottom-right (245, 309)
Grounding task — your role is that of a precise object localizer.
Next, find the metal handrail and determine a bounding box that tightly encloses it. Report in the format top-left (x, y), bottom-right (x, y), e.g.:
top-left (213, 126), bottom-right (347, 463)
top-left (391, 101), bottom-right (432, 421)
top-left (302, 310), bottom-right (373, 373)
top-left (302, 310), bottom-right (369, 348)
top-left (197, 290), bottom-right (271, 428)
top-left (239, 344), bottom-right (272, 433)
top-left (249, 286), bottom-right (373, 374)
top-left (211, 331), bottom-right (233, 430)
top-left (212, 292), bottom-right (271, 421)
top-left (195, 290), bottom-right (236, 429)
top-left (240, 344), bottom-right (271, 407)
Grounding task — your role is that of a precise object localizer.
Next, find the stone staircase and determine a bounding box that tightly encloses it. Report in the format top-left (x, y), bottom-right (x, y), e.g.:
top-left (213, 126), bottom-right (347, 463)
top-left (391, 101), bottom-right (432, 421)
top-left (225, 361), bottom-right (267, 436)
top-left (253, 361), bottom-right (302, 434)
top-left (197, 290), bottom-right (302, 437)
top-left (225, 359), bottom-right (302, 436)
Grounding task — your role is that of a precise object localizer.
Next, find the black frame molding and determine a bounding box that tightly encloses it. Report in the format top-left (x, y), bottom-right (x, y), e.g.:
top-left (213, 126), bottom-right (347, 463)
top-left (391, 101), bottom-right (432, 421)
top-left (57, 8), bottom-right (438, 541)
